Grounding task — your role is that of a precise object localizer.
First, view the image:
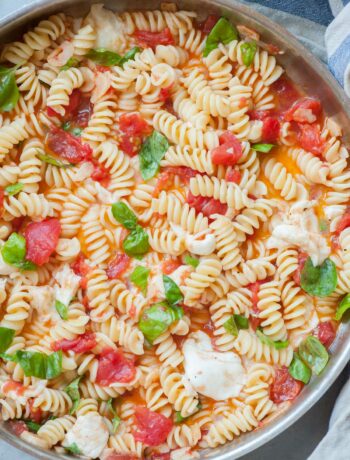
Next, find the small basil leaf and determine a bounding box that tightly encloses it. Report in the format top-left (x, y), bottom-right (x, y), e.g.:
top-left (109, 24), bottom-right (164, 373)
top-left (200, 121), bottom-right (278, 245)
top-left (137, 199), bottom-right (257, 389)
top-left (123, 225), bottom-right (150, 258)
top-left (301, 257), bottom-right (337, 297)
top-left (175, 411), bottom-right (185, 423)
top-left (62, 121), bottom-right (71, 131)
top-left (169, 305), bottom-right (184, 322)
top-left (38, 153), bottom-right (73, 168)
top-left (256, 328), bottom-right (289, 349)
top-left (251, 143), bottom-right (275, 152)
top-left (65, 376), bottom-right (82, 415)
top-left (163, 275), bottom-right (183, 306)
top-left (24, 420), bottom-right (41, 433)
top-left (119, 47), bottom-right (141, 66)
top-left (5, 182), bottom-right (23, 196)
top-left (138, 302), bottom-right (173, 343)
top-left (130, 266), bottom-right (150, 295)
top-left (55, 300), bottom-right (68, 320)
top-left (0, 327), bottom-right (15, 353)
top-left (86, 48), bottom-right (122, 66)
top-left (203, 17), bottom-right (238, 57)
top-left (0, 66), bottom-right (20, 112)
top-left (289, 353), bottom-right (311, 384)
top-left (60, 57), bottom-right (80, 71)
top-left (111, 202), bottom-right (137, 230)
top-left (17, 260), bottom-right (37, 272)
top-left (106, 398), bottom-right (117, 416)
top-left (2, 232), bottom-right (26, 265)
top-left (13, 350), bottom-right (62, 379)
top-left (184, 254), bottom-right (199, 268)
top-left (298, 336), bottom-right (329, 375)
top-left (112, 415), bottom-right (121, 432)
top-left (65, 443), bottom-right (82, 455)
top-left (139, 131), bottom-right (169, 180)
top-left (241, 41), bottom-right (257, 67)
top-left (224, 314), bottom-right (249, 336)
top-left (335, 294), bottom-right (350, 321)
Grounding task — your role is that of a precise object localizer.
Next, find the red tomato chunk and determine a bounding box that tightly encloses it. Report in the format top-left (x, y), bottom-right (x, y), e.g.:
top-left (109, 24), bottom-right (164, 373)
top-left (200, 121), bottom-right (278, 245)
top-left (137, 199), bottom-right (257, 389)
top-left (119, 113), bottom-right (152, 157)
top-left (8, 420), bottom-right (28, 436)
top-left (47, 126), bottom-right (92, 164)
top-left (24, 218), bottom-right (61, 266)
top-left (225, 168), bottom-right (242, 184)
top-left (335, 208), bottom-right (350, 234)
top-left (285, 97), bottom-right (322, 124)
top-left (132, 406), bottom-right (173, 446)
top-left (293, 251), bottom-right (308, 286)
top-left (71, 253), bottom-right (90, 277)
top-left (270, 367), bottom-right (303, 404)
top-left (28, 398), bottom-right (43, 423)
top-left (96, 349), bottom-right (136, 385)
top-left (52, 333), bottom-right (97, 353)
top-left (298, 123), bottom-right (324, 156)
top-left (271, 76), bottom-right (300, 112)
top-left (90, 161), bottom-right (111, 185)
top-left (261, 116), bottom-right (280, 143)
top-left (162, 258), bottom-right (181, 275)
top-left (211, 131), bottom-right (243, 166)
top-left (64, 89), bottom-right (93, 128)
top-left (314, 321), bottom-right (336, 348)
top-left (187, 191), bottom-right (227, 217)
top-left (106, 254), bottom-right (131, 279)
top-left (134, 28), bottom-right (175, 48)
top-left (200, 14), bottom-right (220, 34)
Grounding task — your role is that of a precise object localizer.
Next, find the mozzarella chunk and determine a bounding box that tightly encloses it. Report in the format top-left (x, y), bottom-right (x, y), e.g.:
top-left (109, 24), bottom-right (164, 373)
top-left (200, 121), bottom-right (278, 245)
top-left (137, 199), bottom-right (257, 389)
top-left (63, 413), bottom-right (109, 459)
top-left (53, 263), bottom-right (80, 306)
top-left (185, 232), bottom-right (216, 256)
top-left (183, 331), bottom-right (246, 400)
top-left (29, 285), bottom-right (57, 322)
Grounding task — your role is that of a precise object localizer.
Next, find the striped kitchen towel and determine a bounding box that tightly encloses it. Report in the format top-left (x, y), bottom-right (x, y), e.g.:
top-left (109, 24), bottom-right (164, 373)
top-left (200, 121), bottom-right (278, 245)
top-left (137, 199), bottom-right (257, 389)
top-left (241, 0), bottom-right (350, 97)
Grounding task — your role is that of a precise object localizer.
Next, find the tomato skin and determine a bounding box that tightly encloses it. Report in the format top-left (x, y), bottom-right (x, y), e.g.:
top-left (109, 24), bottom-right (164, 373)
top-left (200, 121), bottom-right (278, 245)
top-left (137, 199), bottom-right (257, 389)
top-left (65, 89), bottom-right (81, 115)
top-left (8, 420), bottom-right (28, 436)
top-left (71, 253), bottom-right (90, 277)
top-left (335, 210), bottom-right (350, 235)
top-left (199, 14), bottom-right (220, 34)
top-left (90, 161), bottom-right (111, 185)
top-left (293, 252), bottom-right (308, 286)
top-left (159, 85), bottom-right (173, 102)
top-left (47, 106), bottom-right (59, 117)
top-left (262, 117), bottom-right (280, 143)
top-left (134, 28), bottom-right (175, 48)
top-left (187, 191), bottom-right (227, 217)
top-left (163, 166), bottom-right (198, 183)
top-left (24, 218), bottom-right (61, 266)
top-left (270, 367), bottom-right (303, 404)
top-left (298, 123), bottom-right (324, 156)
top-left (162, 258), bottom-right (181, 275)
top-left (249, 110), bottom-right (272, 121)
top-left (106, 254), bottom-right (131, 279)
top-left (211, 131), bottom-right (243, 166)
top-left (132, 406), bottom-right (173, 446)
top-left (28, 398), bottom-right (43, 424)
top-left (96, 349), bottom-right (136, 385)
top-left (285, 97), bottom-right (322, 124)
top-left (52, 333), bottom-right (97, 353)
top-left (119, 113), bottom-right (152, 137)
top-left (47, 126), bottom-right (92, 164)
top-left (225, 168), bottom-right (242, 184)
top-left (314, 321), bottom-right (336, 348)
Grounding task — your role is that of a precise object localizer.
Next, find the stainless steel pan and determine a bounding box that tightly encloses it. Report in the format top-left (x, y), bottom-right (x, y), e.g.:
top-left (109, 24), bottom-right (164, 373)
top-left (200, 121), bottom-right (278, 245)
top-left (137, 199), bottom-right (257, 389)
top-left (0, 1), bottom-right (349, 458)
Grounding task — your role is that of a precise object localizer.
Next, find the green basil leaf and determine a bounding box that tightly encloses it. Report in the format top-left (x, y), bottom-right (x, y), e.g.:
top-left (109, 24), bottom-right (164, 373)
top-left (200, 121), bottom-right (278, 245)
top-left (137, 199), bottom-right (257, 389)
top-left (169, 305), bottom-right (184, 322)
top-left (335, 293), bottom-right (350, 321)
top-left (106, 397), bottom-right (117, 416)
top-left (14, 350), bottom-right (62, 379)
top-left (163, 275), bottom-right (183, 306)
top-left (319, 218), bottom-right (329, 233)
top-left (25, 420), bottom-right (41, 433)
top-left (60, 57), bottom-right (80, 71)
top-left (138, 302), bottom-right (174, 343)
top-left (301, 257), bottom-right (337, 297)
top-left (111, 202), bottom-right (138, 230)
top-left (184, 254), bottom-right (199, 268)
top-left (224, 314), bottom-right (249, 336)
top-left (203, 17), bottom-right (238, 57)
top-left (119, 47), bottom-right (141, 67)
top-left (130, 266), bottom-right (150, 295)
top-left (123, 225), bottom-right (150, 258)
top-left (65, 376), bottom-right (82, 415)
top-left (175, 411), bottom-right (186, 423)
top-left (0, 327), bottom-right (15, 353)
top-left (241, 41), bottom-right (257, 67)
top-left (5, 182), bottom-right (23, 196)
top-left (86, 48), bottom-right (122, 66)
top-left (55, 300), bottom-right (68, 320)
top-left (65, 443), bottom-right (82, 455)
top-left (256, 328), bottom-right (289, 349)
top-left (2, 232), bottom-right (26, 265)
top-left (62, 121), bottom-right (71, 131)
top-left (112, 415), bottom-right (121, 432)
top-left (251, 143), bottom-right (275, 153)
top-left (139, 131), bottom-right (169, 180)
top-left (289, 353), bottom-right (311, 384)
top-left (38, 153), bottom-right (73, 168)
top-left (0, 66), bottom-right (20, 112)
top-left (298, 336), bottom-right (329, 375)
top-left (17, 260), bottom-right (37, 272)
top-left (0, 352), bottom-right (16, 362)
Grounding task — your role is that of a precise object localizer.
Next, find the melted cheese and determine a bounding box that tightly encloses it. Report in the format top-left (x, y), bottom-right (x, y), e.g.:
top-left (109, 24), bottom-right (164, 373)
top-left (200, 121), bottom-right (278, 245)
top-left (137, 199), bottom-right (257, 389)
top-left (183, 331), bottom-right (246, 400)
top-left (53, 264), bottom-right (80, 306)
top-left (185, 232), bottom-right (216, 256)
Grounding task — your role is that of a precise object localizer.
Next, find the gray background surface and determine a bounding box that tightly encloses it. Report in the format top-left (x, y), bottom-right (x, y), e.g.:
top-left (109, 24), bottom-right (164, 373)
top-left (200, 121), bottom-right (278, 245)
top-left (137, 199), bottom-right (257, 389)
top-left (0, 0), bottom-right (347, 459)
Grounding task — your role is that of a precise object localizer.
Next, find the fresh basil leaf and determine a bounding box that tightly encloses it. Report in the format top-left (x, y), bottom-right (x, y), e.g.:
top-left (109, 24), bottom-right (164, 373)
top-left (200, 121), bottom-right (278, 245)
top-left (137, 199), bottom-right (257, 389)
top-left (2, 232), bottom-right (26, 265)
top-left (5, 182), bottom-right (23, 196)
top-left (130, 266), bottom-right (150, 295)
top-left (112, 415), bottom-right (121, 432)
top-left (241, 41), bottom-right (257, 67)
top-left (14, 350), bottom-right (62, 379)
top-left (138, 302), bottom-right (174, 343)
top-left (55, 300), bottom-right (68, 320)
top-left (25, 420), bottom-right (41, 433)
top-left (203, 17), bottom-right (238, 57)
top-left (123, 225), bottom-right (150, 258)
top-left (65, 443), bottom-right (82, 455)
top-left (298, 336), bottom-right (329, 375)
top-left (301, 257), bottom-right (337, 297)
top-left (251, 143), bottom-right (275, 153)
top-left (256, 328), bottom-right (289, 349)
top-left (60, 57), bottom-right (79, 71)
top-left (111, 202), bottom-right (137, 230)
top-left (0, 66), bottom-right (20, 112)
top-left (86, 48), bottom-right (122, 66)
top-left (17, 259), bottom-right (37, 272)
top-left (0, 327), bottom-right (15, 353)
top-left (119, 47), bottom-right (141, 66)
top-left (224, 314), bottom-right (249, 336)
top-left (175, 411), bottom-right (186, 423)
top-left (65, 376), bottom-right (82, 415)
top-left (106, 397), bottom-right (117, 416)
top-left (62, 121), bottom-right (71, 131)
top-left (184, 254), bottom-right (199, 268)
top-left (335, 293), bottom-right (350, 321)
top-left (38, 153), bottom-right (73, 168)
top-left (163, 275), bottom-right (183, 306)
top-left (289, 353), bottom-right (311, 384)
top-left (0, 352), bottom-right (16, 362)
top-left (169, 305), bottom-right (184, 322)
top-left (139, 131), bottom-right (169, 180)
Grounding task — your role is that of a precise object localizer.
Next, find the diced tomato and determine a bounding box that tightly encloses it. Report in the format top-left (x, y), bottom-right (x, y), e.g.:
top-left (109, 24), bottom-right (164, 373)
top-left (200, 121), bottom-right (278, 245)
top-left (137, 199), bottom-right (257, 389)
top-left (293, 252), bottom-right (308, 286)
top-left (52, 332), bottom-right (97, 353)
top-left (106, 455), bottom-right (138, 460)
top-left (225, 168), bottom-right (242, 184)
top-left (331, 234), bottom-right (340, 251)
top-left (96, 65), bottom-right (110, 73)
top-left (314, 321), bottom-right (336, 348)
top-left (47, 106), bottom-right (59, 117)
top-left (248, 110), bottom-right (272, 121)
top-left (285, 97), bottom-right (322, 124)
top-left (271, 76), bottom-right (300, 112)
top-left (96, 349), bottom-right (136, 385)
top-left (250, 316), bottom-right (262, 331)
top-left (65, 89), bottom-right (82, 115)
top-left (28, 398), bottom-right (43, 424)
top-left (119, 113), bottom-right (152, 137)
top-left (187, 191), bottom-right (227, 217)
top-left (24, 218), bottom-right (61, 266)
top-left (199, 14), bottom-right (220, 34)
top-left (119, 135), bottom-right (140, 157)
top-left (162, 258), bottom-right (181, 275)
top-left (134, 28), bottom-right (175, 48)
top-left (106, 254), bottom-right (131, 279)
top-left (11, 216), bottom-right (25, 232)
top-left (163, 166), bottom-right (198, 182)
top-left (211, 131), bottom-right (243, 166)
top-left (262, 117), bottom-right (280, 143)
top-left (132, 406), bottom-right (173, 446)
top-left (270, 367), bottom-right (303, 404)
top-left (297, 123), bottom-right (324, 156)
top-left (8, 420), bottom-right (28, 436)
top-left (3, 380), bottom-right (26, 396)
top-left (47, 126), bottom-right (92, 164)
top-left (90, 161), bottom-right (111, 185)
top-left (159, 85), bottom-right (173, 102)
top-left (73, 96), bottom-right (93, 129)
top-left (335, 209), bottom-right (350, 235)
top-left (248, 282), bottom-right (261, 310)
top-left (71, 253), bottom-right (90, 277)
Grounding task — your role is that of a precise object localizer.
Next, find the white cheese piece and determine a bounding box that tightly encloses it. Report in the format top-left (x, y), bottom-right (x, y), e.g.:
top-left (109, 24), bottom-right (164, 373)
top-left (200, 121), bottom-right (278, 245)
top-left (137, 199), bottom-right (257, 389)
top-left (0, 252), bottom-right (17, 275)
top-left (183, 331), bottom-right (246, 400)
top-left (63, 413), bottom-right (109, 459)
top-left (56, 238), bottom-right (81, 261)
top-left (53, 264), bottom-right (80, 307)
top-left (29, 285), bottom-right (57, 322)
top-left (185, 232), bottom-right (216, 256)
